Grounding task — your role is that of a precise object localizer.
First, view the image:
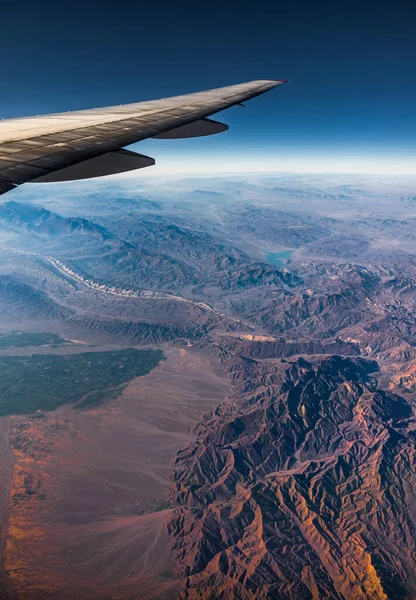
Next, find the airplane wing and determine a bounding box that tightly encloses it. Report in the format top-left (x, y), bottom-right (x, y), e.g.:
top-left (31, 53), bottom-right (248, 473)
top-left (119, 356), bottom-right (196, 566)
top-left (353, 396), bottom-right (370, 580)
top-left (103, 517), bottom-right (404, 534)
top-left (0, 80), bottom-right (286, 197)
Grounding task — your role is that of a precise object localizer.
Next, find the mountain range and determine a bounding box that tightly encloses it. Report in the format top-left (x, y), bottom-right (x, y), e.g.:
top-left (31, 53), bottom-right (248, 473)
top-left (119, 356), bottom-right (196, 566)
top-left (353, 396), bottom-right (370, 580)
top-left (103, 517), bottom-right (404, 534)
top-left (0, 174), bottom-right (414, 600)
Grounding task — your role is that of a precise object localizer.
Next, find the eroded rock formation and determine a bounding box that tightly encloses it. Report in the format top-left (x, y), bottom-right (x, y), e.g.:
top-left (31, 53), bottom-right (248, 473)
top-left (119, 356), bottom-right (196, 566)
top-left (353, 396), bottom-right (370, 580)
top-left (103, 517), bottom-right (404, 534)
top-left (168, 355), bottom-right (416, 600)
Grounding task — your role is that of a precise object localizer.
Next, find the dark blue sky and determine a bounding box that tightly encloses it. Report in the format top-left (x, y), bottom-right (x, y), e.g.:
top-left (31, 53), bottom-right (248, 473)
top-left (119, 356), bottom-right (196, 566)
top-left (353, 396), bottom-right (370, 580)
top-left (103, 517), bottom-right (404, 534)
top-left (1, 0), bottom-right (415, 173)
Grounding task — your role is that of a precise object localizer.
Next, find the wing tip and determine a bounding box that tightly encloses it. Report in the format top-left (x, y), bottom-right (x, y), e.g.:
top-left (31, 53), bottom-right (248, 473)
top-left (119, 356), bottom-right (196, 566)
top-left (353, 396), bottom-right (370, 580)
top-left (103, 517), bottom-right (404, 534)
top-left (253, 79), bottom-right (289, 88)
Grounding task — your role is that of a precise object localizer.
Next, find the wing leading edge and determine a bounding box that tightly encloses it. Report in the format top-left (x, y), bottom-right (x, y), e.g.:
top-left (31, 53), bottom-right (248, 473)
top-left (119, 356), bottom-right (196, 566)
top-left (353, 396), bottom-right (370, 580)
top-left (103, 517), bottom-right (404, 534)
top-left (0, 79), bottom-right (287, 195)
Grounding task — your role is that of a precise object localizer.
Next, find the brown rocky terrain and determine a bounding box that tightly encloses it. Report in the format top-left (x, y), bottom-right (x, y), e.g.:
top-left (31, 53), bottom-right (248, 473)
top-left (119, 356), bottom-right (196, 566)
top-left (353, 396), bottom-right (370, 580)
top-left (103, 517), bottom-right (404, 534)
top-left (168, 353), bottom-right (416, 600)
top-left (0, 174), bottom-right (414, 599)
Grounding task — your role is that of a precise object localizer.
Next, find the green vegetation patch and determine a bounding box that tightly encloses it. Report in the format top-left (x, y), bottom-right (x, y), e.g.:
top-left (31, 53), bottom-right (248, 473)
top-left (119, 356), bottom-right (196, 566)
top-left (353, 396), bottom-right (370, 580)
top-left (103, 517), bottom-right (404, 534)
top-left (0, 348), bottom-right (164, 416)
top-left (0, 331), bottom-right (68, 349)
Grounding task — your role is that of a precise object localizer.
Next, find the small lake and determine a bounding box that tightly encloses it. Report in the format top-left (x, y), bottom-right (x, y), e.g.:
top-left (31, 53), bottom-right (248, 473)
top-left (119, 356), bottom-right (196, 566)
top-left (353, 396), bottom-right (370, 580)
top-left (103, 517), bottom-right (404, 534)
top-left (265, 249), bottom-right (294, 266)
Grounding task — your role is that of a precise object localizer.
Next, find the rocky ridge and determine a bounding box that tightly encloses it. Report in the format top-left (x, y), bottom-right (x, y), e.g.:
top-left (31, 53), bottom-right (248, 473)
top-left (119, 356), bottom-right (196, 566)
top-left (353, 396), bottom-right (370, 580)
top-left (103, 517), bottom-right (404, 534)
top-left (167, 353), bottom-right (416, 599)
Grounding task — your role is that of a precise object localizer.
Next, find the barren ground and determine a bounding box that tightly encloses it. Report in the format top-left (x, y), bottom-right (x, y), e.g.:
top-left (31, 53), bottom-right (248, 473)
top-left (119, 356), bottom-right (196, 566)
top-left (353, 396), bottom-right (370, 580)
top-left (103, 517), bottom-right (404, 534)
top-left (0, 347), bottom-right (230, 600)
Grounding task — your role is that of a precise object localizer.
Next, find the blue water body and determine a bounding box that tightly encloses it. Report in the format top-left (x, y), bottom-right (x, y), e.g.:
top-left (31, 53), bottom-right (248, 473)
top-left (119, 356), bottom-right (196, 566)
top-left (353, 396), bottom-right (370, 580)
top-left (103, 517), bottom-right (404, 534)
top-left (265, 250), bottom-right (294, 266)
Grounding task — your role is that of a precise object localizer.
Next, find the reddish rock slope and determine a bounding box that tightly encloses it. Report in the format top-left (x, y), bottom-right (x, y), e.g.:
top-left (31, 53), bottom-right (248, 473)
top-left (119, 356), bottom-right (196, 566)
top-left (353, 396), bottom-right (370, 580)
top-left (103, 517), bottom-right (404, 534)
top-left (168, 355), bottom-right (416, 600)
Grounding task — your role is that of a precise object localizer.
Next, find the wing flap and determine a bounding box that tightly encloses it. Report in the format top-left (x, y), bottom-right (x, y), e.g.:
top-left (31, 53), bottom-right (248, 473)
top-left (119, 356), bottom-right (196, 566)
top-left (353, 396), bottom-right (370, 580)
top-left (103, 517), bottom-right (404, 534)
top-left (0, 180), bottom-right (15, 195)
top-left (152, 118), bottom-right (228, 139)
top-left (31, 149), bottom-right (155, 183)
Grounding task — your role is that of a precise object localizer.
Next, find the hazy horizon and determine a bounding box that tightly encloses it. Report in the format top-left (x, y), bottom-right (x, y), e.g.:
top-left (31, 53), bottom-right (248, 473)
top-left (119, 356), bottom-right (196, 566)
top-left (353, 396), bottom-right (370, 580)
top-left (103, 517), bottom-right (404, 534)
top-left (2, 0), bottom-right (415, 179)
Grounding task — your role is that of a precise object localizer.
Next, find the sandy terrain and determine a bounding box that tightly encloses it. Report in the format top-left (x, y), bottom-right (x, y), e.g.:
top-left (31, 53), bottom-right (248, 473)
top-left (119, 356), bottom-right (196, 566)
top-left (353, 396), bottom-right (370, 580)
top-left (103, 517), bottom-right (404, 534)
top-left (0, 347), bottom-right (229, 600)
top-left (0, 419), bottom-right (13, 598)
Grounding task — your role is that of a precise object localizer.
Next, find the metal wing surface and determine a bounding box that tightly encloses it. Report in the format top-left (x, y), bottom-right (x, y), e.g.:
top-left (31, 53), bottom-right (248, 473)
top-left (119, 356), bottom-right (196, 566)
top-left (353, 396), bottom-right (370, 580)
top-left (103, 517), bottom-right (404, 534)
top-left (0, 79), bottom-right (286, 196)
